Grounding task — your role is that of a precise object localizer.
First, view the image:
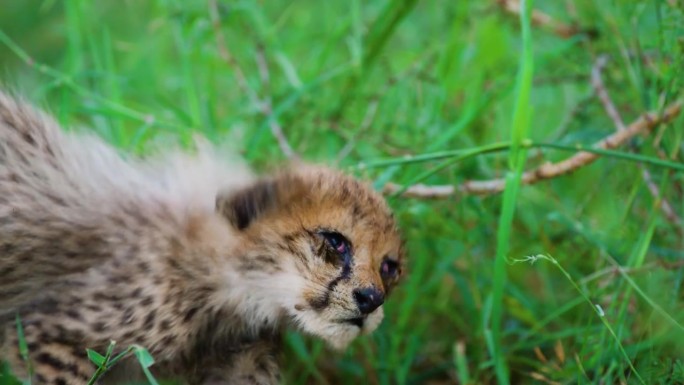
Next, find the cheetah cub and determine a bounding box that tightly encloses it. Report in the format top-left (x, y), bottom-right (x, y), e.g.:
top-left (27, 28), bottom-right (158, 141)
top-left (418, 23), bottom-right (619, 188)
top-left (0, 92), bottom-right (404, 384)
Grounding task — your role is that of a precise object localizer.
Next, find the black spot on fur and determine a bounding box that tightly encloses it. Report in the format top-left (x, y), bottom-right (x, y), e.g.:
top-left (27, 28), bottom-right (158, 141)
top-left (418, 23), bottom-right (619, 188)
top-left (2, 265), bottom-right (16, 276)
top-left (93, 321), bottom-right (106, 332)
top-left (22, 132), bottom-right (35, 145)
top-left (137, 261), bottom-right (150, 273)
top-left (69, 344), bottom-right (85, 359)
top-left (93, 292), bottom-right (120, 302)
top-left (107, 275), bottom-right (125, 284)
top-left (160, 335), bottom-right (175, 349)
top-left (35, 352), bottom-right (66, 370)
top-left (140, 296), bottom-right (153, 306)
top-left (131, 287), bottom-right (142, 298)
top-left (122, 307), bottom-right (135, 325)
top-left (159, 319), bottom-right (171, 331)
top-left (34, 297), bottom-right (59, 314)
top-left (184, 306), bottom-right (200, 323)
top-left (144, 310), bottom-right (156, 329)
top-left (340, 183), bottom-right (351, 199)
top-left (352, 202), bottom-right (364, 220)
top-left (64, 361), bottom-right (83, 377)
top-left (239, 254), bottom-right (281, 272)
top-left (65, 309), bottom-right (81, 321)
top-left (122, 330), bottom-right (136, 340)
top-left (45, 193), bottom-right (66, 206)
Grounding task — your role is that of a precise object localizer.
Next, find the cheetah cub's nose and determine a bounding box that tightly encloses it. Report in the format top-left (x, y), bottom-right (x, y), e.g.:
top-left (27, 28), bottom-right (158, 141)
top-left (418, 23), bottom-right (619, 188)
top-left (353, 287), bottom-right (385, 314)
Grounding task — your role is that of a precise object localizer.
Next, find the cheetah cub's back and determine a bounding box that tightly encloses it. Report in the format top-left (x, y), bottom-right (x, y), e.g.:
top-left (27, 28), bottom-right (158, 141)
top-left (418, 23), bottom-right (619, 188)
top-left (0, 92), bottom-right (405, 385)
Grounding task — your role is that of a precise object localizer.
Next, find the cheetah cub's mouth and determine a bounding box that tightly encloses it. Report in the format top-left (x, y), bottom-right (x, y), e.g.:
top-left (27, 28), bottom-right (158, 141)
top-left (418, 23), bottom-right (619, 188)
top-left (217, 166), bottom-right (404, 351)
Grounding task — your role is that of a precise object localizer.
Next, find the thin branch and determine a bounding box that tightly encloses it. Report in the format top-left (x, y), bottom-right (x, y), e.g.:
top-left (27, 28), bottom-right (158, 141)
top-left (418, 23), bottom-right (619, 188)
top-left (590, 55), bottom-right (625, 131)
top-left (591, 55), bottom-right (681, 226)
top-left (336, 59), bottom-right (426, 163)
top-left (496, 0), bottom-right (592, 39)
top-left (208, 0), bottom-right (260, 108)
top-left (208, 0), bottom-right (297, 159)
top-left (533, 73), bottom-right (589, 85)
top-left (383, 102), bottom-right (682, 198)
top-left (336, 98), bottom-right (380, 162)
top-left (580, 259), bottom-right (684, 285)
top-left (255, 46), bottom-right (298, 159)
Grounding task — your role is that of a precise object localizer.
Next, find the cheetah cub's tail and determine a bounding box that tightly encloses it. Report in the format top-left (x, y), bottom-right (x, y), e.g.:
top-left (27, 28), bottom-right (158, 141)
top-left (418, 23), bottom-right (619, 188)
top-left (0, 92), bottom-right (251, 317)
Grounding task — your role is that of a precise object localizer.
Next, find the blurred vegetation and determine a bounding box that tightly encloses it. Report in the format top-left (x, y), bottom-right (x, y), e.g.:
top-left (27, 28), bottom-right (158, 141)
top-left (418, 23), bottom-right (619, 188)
top-left (2, 0), bottom-right (684, 384)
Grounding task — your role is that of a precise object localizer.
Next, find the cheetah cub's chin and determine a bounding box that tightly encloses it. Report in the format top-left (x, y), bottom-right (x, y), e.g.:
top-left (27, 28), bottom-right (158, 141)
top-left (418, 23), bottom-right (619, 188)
top-left (294, 302), bottom-right (385, 350)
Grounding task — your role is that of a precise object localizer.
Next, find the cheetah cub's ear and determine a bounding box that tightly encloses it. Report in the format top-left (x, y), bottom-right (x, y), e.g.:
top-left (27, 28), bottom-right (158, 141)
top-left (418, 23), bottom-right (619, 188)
top-left (215, 179), bottom-right (278, 230)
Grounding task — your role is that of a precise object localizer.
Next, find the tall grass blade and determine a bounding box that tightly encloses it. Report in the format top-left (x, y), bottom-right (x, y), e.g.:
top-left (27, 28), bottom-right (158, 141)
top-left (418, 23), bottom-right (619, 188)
top-left (487, 1), bottom-right (534, 383)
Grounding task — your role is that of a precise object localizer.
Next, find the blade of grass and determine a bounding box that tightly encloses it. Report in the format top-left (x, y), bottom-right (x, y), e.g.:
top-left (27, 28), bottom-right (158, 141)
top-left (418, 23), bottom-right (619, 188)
top-left (357, 138), bottom-right (684, 171)
top-left (60, 0), bottom-right (84, 125)
top-left (284, 333), bottom-right (330, 385)
top-left (388, 145), bottom-right (509, 198)
top-left (0, 29), bottom-right (182, 131)
top-left (133, 346), bottom-right (159, 385)
top-left (453, 341), bottom-right (471, 385)
top-left (86, 341), bottom-right (116, 385)
top-left (331, 0), bottom-right (419, 119)
top-left (14, 315), bottom-right (32, 384)
top-left (607, 253), bottom-right (684, 332)
top-left (487, 1), bottom-right (534, 383)
top-left (512, 255), bottom-right (646, 385)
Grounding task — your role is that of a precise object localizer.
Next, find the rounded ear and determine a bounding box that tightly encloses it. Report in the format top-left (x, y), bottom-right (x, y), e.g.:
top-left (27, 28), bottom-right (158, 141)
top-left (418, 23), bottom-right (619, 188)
top-left (215, 179), bottom-right (277, 230)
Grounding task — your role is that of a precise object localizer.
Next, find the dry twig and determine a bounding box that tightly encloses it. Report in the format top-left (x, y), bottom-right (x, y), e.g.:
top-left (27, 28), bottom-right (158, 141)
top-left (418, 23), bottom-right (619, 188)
top-left (383, 102), bottom-right (682, 198)
top-left (590, 55), bottom-right (681, 226)
top-left (581, 259), bottom-right (684, 285)
top-left (590, 55), bottom-right (625, 131)
top-left (335, 99), bottom-right (380, 162)
top-left (208, 0), bottom-right (297, 159)
top-left (497, 0), bottom-right (590, 39)
top-left (255, 46), bottom-right (298, 159)
top-left (336, 60), bottom-right (426, 163)
top-left (208, 0), bottom-right (260, 107)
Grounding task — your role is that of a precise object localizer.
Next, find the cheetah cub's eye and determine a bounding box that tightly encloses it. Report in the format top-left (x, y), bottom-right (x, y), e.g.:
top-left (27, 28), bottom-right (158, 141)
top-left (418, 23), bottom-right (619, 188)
top-left (320, 231), bottom-right (351, 256)
top-left (380, 258), bottom-right (399, 279)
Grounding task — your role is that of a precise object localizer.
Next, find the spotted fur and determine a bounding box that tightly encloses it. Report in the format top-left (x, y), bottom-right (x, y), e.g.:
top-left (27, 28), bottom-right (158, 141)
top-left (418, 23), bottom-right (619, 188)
top-left (0, 92), bottom-right (404, 384)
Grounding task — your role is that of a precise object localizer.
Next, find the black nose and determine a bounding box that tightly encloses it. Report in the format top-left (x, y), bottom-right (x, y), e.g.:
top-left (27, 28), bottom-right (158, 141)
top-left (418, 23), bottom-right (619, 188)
top-left (353, 287), bottom-right (385, 315)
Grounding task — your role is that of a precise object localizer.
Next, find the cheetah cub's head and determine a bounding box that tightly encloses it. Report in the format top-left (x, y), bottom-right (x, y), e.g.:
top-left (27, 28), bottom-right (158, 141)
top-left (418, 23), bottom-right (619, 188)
top-left (216, 165), bottom-right (404, 350)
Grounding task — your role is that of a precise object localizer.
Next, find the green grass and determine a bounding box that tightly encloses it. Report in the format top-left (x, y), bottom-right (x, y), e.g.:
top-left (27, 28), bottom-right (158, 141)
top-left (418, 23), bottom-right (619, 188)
top-left (2, 1), bottom-right (684, 384)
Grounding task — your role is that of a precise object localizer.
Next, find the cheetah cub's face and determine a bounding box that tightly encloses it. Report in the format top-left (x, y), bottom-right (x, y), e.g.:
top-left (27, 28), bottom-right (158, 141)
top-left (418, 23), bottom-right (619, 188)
top-left (217, 166), bottom-right (404, 349)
